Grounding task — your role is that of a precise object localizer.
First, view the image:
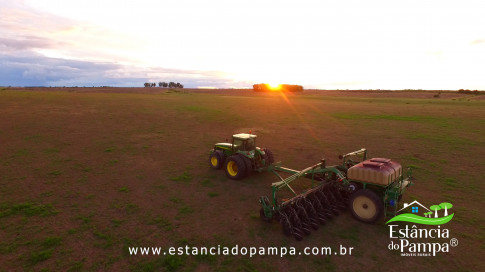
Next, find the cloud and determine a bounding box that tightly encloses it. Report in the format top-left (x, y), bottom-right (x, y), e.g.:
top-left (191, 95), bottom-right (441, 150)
top-left (0, 51), bottom-right (245, 88)
top-left (0, 0), bottom-right (247, 88)
top-left (0, 36), bottom-right (61, 53)
top-left (471, 39), bottom-right (485, 45)
top-left (0, 1), bottom-right (74, 37)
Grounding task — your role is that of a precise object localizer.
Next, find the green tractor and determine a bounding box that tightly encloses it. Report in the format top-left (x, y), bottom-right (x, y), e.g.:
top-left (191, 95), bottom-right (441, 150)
top-left (209, 133), bottom-right (274, 180)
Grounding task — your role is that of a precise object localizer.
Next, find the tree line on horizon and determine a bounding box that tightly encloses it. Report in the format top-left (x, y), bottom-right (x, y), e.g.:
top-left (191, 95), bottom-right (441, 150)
top-left (144, 82), bottom-right (184, 88)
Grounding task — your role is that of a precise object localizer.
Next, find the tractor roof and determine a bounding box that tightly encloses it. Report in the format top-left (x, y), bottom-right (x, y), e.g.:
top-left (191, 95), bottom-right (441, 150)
top-left (232, 133), bottom-right (257, 140)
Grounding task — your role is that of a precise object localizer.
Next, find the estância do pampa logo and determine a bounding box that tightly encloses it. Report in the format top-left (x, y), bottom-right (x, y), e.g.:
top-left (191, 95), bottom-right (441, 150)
top-left (386, 200), bottom-right (458, 257)
top-left (387, 200), bottom-right (454, 225)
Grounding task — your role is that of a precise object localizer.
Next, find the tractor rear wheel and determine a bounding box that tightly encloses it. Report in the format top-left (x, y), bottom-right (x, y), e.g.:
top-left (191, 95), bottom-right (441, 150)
top-left (224, 155), bottom-right (247, 180)
top-left (349, 189), bottom-right (383, 223)
top-left (209, 150), bottom-right (224, 169)
top-left (242, 156), bottom-right (253, 177)
top-left (264, 149), bottom-right (275, 165)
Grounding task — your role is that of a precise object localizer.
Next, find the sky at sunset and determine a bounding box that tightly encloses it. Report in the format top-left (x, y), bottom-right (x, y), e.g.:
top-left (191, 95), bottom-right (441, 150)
top-left (1, 0), bottom-right (484, 89)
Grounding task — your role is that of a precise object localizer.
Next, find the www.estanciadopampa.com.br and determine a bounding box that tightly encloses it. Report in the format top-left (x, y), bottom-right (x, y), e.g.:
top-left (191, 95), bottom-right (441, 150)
top-left (129, 244), bottom-right (355, 258)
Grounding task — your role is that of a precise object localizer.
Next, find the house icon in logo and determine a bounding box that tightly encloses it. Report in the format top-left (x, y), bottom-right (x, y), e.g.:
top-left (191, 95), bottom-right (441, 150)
top-left (397, 200), bottom-right (431, 214)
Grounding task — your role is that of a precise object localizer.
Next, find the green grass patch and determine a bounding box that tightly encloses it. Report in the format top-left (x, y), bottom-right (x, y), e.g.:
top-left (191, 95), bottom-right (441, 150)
top-left (149, 217), bottom-right (173, 231)
top-left (195, 253), bottom-right (217, 264)
top-left (122, 203), bottom-right (139, 214)
top-left (119, 186), bottom-right (129, 192)
top-left (169, 197), bottom-right (182, 204)
top-left (0, 242), bottom-right (17, 254)
top-left (85, 194), bottom-right (95, 200)
top-left (13, 148), bottom-right (31, 158)
top-left (67, 259), bottom-right (85, 272)
top-left (200, 178), bottom-right (214, 187)
top-left (44, 147), bottom-right (60, 154)
top-left (337, 226), bottom-right (360, 243)
top-left (93, 230), bottom-right (114, 248)
top-left (208, 192), bottom-right (219, 198)
top-left (444, 177), bottom-right (458, 188)
top-left (24, 134), bottom-right (43, 142)
top-left (111, 219), bottom-right (124, 227)
top-left (109, 159), bottom-right (119, 165)
top-left (180, 105), bottom-right (218, 113)
top-left (48, 170), bottom-right (62, 177)
top-left (162, 255), bottom-right (185, 271)
top-left (312, 256), bottom-right (336, 272)
top-left (178, 206), bottom-right (194, 215)
top-left (170, 171), bottom-right (192, 182)
top-left (153, 184), bottom-right (167, 190)
top-left (404, 155), bottom-right (424, 163)
top-left (407, 164), bottom-right (421, 170)
top-left (332, 113), bottom-right (441, 122)
top-left (76, 213), bottom-right (94, 225)
top-left (40, 191), bottom-right (54, 197)
top-left (67, 229), bottom-right (77, 235)
top-left (0, 202), bottom-right (57, 218)
top-left (29, 249), bottom-right (53, 265)
top-left (407, 132), bottom-right (478, 146)
top-left (41, 236), bottom-right (62, 248)
top-left (132, 255), bottom-right (185, 272)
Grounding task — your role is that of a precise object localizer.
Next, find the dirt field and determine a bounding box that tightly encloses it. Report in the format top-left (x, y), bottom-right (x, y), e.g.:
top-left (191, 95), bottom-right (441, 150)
top-left (0, 88), bottom-right (484, 271)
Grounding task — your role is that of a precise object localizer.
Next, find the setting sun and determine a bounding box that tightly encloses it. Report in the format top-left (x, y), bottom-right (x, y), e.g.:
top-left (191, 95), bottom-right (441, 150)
top-left (267, 83), bottom-right (282, 91)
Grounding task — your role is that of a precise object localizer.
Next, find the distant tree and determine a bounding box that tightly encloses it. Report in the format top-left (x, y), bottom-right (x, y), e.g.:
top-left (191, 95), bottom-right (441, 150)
top-left (144, 82), bottom-right (150, 88)
top-left (151, 83), bottom-right (156, 87)
top-left (175, 82), bottom-right (181, 88)
top-left (159, 82), bottom-right (163, 87)
top-left (162, 82), bottom-right (168, 88)
top-left (168, 82), bottom-right (175, 88)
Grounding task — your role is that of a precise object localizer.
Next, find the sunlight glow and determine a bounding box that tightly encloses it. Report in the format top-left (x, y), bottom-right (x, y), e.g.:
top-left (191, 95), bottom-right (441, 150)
top-left (276, 91), bottom-right (319, 141)
top-left (267, 83), bottom-right (282, 91)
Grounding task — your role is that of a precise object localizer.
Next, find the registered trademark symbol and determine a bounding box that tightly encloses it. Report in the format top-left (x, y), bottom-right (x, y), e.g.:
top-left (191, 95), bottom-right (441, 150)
top-left (450, 238), bottom-right (458, 247)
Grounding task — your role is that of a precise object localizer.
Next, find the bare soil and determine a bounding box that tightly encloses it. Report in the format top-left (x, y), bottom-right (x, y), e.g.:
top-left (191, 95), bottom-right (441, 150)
top-left (0, 88), bottom-right (483, 271)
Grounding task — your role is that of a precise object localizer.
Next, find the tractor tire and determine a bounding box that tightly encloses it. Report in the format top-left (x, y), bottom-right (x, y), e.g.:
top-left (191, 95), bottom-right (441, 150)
top-left (209, 150), bottom-right (224, 169)
top-left (264, 148), bottom-right (275, 165)
top-left (242, 156), bottom-right (253, 177)
top-left (349, 189), bottom-right (383, 223)
top-left (224, 155), bottom-right (247, 180)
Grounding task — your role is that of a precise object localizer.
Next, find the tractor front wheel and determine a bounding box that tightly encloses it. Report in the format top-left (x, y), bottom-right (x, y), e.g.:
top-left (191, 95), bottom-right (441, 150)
top-left (349, 189), bottom-right (383, 223)
top-left (209, 150), bottom-right (224, 169)
top-left (224, 155), bottom-right (247, 180)
top-left (264, 148), bottom-right (275, 165)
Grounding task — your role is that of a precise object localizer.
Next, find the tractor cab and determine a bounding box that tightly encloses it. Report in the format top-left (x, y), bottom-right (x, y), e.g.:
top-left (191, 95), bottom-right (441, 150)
top-left (232, 133), bottom-right (256, 152)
